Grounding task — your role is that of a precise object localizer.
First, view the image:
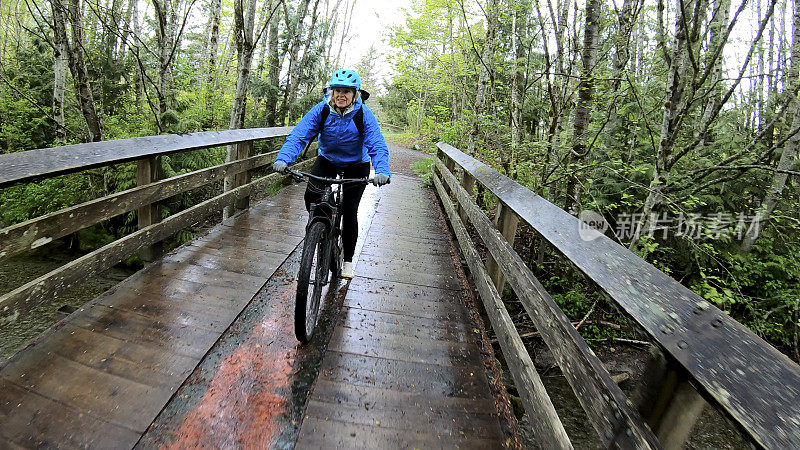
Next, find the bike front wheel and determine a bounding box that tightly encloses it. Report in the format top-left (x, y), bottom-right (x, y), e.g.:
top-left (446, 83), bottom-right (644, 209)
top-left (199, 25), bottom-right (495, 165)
top-left (295, 221), bottom-right (329, 343)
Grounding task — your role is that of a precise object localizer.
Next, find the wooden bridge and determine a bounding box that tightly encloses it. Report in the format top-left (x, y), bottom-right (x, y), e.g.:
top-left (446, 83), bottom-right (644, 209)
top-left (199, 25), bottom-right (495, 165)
top-left (0, 129), bottom-right (798, 449)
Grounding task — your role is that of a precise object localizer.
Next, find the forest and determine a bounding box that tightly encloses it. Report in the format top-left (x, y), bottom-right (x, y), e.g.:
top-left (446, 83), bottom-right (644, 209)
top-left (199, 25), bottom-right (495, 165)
top-left (381, 0), bottom-right (800, 361)
top-left (0, 0), bottom-right (798, 362)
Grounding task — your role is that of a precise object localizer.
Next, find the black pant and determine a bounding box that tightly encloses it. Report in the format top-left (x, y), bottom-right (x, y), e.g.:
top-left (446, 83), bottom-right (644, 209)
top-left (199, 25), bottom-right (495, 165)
top-left (304, 156), bottom-right (370, 262)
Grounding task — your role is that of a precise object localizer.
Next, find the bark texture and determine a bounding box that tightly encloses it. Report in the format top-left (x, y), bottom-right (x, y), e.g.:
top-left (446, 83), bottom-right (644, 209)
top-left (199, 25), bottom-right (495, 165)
top-left (564, 0), bottom-right (600, 214)
top-left (741, 0), bottom-right (800, 252)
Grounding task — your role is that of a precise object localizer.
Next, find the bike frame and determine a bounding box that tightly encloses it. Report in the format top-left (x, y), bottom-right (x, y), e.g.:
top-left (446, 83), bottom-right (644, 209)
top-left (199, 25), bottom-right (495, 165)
top-left (287, 168), bottom-right (373, 285)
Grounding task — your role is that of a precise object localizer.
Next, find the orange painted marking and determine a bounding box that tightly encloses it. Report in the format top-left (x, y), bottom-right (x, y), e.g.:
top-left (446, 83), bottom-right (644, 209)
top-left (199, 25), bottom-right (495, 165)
top-left (163, 289), bottom-right (299, 449)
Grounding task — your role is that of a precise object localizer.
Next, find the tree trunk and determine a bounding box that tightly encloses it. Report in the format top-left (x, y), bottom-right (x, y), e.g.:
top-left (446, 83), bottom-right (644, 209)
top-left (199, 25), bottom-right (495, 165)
top-left (612, 0), bottom-right (638, 91)
top-left (224, 0), bottom-right (258, 218)
top-left (264, 3), bottom-right (281, 127)
top-left (701, 0), bottom-right (731, 143)
top-left (254, 0), bottom-right (273, 78)
top-left (630, 0), bottom-right (697, 248)
top-left (152, 0), bottom-right (178, 126)
top-left (132, 0), bottom-right (144, 115)
top-left (510, 8), bottom-right (523, 170)
top-left (278, 0), bottom-right (311, 124)
top-left (117, 0), bottom-right (136, 62)
top-left (51, 0), bottom-right (68, 144)
top-left (564, 0), bottom-right (600, 214)
top-left (474, 0), bottom-right (497, 117)
top-left (206, 0), bottom-right (222, 88)
top-left (741, 0), bottom-right (800, 252)
top-left (58, 0), bottom-right (103, 141)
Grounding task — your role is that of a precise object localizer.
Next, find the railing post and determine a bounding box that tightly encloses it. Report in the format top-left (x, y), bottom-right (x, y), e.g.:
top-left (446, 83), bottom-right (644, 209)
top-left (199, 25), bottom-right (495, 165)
top-left (485, 202), bottom-right (519, 292)
top-left (444, 156), bottom-right (455, 174)
top-left (234, 140), bottom-right (254, 211)
top-left (459, 172), bottom-right (475, 224)
top-left (137, 156), bottom-right (161, 263)
top-left (636, 347), bottom-right (707, 450)
top-left (655, 381), bottom-right (706, 449)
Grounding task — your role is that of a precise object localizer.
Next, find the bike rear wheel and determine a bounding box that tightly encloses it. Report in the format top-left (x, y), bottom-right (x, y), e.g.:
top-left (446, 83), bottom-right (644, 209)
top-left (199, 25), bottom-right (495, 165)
top-left (295, 221), bottom-right (329, 343)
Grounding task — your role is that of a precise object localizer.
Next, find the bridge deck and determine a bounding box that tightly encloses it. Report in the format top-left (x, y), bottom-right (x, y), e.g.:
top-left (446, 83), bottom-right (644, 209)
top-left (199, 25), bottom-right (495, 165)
top-left (295, 175), bottom-right (506, 448)
top-left (0, 171), bottom-right (512, 448)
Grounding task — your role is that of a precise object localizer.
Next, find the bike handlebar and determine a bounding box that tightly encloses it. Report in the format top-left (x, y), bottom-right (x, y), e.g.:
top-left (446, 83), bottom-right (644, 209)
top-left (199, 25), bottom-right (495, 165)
top-left (285, 168), bottom-right (390, 186)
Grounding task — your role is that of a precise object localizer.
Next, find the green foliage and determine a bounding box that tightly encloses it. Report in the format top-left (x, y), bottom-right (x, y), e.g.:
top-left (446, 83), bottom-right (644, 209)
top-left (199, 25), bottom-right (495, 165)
top-left (410, 157), bottom-right (435, 184)
top-left (0, 38), bottom-right (56, 151)
top-left (382, 0), bottom-right (800, 359)
top-left (0, 175), bottom-right (96, 227)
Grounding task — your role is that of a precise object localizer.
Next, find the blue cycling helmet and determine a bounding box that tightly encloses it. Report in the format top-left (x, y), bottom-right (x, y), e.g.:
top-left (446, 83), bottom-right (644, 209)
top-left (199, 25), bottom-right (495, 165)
top-left (328, 69), bottom-right (361, 90)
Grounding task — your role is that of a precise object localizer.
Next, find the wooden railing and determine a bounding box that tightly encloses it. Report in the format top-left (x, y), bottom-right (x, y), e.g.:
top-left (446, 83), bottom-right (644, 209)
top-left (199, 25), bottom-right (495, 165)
top-left (0, 127), bottom-right (315, 324)
top-left (433, 142), bottom-right (800, 449)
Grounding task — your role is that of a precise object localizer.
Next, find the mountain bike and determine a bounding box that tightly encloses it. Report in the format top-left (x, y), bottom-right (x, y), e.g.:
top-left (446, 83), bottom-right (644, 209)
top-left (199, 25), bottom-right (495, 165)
top-left (285, 167), bottom-right (375, 343)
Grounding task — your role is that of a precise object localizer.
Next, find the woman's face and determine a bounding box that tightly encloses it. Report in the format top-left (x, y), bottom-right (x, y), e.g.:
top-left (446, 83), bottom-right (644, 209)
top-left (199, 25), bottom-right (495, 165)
top-left (332, 87), bottom-right (355, 108)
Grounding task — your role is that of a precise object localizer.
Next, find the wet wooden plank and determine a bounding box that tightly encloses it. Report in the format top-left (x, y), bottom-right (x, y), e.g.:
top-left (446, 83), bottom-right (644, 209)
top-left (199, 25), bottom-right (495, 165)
top-left (181, 242), bottom-right (289, 262)
top-left (161, 248), bottom-right (285, 278)
top-left (343, 291), bottom-right (470, 322)
top-left (295, 417), bottom-right (499, 449)
top-left (220, 216), bottom-right (308, 237)
top-left (96, 287), bottom-right (238, 334)
top-left (359, 242), bottom-right (453, 258)
top-left (145, 262), bottom-right (265, 291)
top-left (369, 213), bottom-right (441, 227)
top-left (0, 379), bottom-right (141, 449)
top-left (354, 261), bottom-right (464, 290)
top-left (439, 142), bottom-right (800, 448)
top-left (193, 234), bottom-right (301, 256)
top-left (327, 326), bottom-right (482, 367)
top-left (317, 351), bottom-right (492, 399)
top-left (362, 232), bottom-right (451, 249)
top-left (5, 323), bottom-right (196, 390)
top-left (68, 304), bottom-right (220, 360)
top-left (123, 273), bottom-right (253, 304)
top-left (357, 254), bottom-right (457, 278)
top-left (1, 352), bottom-right (170, 432)
top-left (309, 379), bottom-right (498, 415)
top-left (337, 308), bottom-right (477, 343)
top-left (195, 228), bottom-right (302, 255)
top-left (0, 127), bottom-right (292, 188)
top-left (304, 400), bottom-right (504, 439)
top-left (348, 277), bottom-right (466, 301)
top-left (367, 225), bottom-right (445, 241)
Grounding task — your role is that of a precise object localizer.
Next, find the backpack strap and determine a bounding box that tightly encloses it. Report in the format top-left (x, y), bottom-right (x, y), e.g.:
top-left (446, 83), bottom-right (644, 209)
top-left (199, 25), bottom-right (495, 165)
top-left (301, 105), bottom-right (331, 159)
top-left (317, 104), bottom-right (331, 137)
top-left (353, 108), bottom-right (365, 136)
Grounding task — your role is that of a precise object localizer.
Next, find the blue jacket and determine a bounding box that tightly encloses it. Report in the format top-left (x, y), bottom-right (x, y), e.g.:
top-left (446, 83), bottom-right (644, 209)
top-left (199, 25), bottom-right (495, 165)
top-left (276, 94), bottom-right (391, 176)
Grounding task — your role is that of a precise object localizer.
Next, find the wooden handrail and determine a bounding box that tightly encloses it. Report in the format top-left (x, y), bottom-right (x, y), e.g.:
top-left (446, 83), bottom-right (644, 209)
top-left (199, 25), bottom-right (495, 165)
top-left (432, 172), bottom-right (573, 449)
top-left (0, 128), bottom-right (307, 324)
top-left (0, 151), bottom-right (278, 264)
top-left (434, 158), bottom-right (660, 449)
top-left (0, 127), bottom-right (292, 188)
top-left (435, 141), bottom-right (800, 449)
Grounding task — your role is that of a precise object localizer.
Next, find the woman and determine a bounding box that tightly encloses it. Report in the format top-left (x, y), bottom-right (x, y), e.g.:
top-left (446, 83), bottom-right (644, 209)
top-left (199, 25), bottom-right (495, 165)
top-left (272, 69), bottom-right (391, 279)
